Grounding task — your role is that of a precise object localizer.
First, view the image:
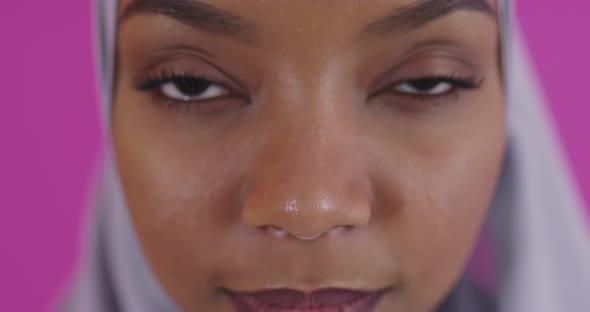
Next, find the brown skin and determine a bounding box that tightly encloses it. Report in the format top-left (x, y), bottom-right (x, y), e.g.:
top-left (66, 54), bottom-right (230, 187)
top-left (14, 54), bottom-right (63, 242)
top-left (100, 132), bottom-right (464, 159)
top-left (113, 0), bottom-right (504, 311)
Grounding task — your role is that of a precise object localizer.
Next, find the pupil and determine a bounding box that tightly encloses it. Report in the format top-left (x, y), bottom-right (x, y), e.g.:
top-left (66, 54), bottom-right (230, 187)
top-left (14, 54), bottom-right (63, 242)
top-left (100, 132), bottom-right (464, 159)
top-left (409, 78), bottom-right (440, 91)
top-left (175, 77), bottom-right (211, 96)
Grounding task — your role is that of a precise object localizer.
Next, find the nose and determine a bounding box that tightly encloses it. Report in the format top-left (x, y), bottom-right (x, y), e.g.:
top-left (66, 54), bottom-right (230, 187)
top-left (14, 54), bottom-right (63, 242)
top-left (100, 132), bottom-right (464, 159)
top-left (241, 112), bottom-right (372, 240)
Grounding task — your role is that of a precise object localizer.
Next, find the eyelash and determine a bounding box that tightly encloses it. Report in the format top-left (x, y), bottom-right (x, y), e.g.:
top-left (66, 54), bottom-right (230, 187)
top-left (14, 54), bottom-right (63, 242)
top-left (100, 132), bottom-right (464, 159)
top-left (376, 74), bottom-right (482, 100)
top-left (134, 69), bottom-right (247, 110)
top-left (134, 70), bottom-right (482, 111)
top-left (136, 70), bottom-right (201, 90)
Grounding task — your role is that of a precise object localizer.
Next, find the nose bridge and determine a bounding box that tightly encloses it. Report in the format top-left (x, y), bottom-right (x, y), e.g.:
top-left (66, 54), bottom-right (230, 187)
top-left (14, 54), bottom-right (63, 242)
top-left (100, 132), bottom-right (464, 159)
top-left (241, 86), bottom-right (372, 239)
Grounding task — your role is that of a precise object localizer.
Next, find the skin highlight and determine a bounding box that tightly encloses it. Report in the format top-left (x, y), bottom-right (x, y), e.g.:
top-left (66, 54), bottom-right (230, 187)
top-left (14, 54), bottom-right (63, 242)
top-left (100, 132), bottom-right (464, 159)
top-left (112, 0), bottom-right (504, 311)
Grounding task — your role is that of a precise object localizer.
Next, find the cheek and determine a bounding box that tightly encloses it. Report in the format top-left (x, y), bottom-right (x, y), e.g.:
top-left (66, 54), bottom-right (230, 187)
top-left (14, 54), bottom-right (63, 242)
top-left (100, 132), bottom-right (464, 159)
top-left (372, 94), bottom-right (505, 308)
top-left (111, 86), bottom-right (260, 225)
top-left (111, 94), bottom-right (261, 309)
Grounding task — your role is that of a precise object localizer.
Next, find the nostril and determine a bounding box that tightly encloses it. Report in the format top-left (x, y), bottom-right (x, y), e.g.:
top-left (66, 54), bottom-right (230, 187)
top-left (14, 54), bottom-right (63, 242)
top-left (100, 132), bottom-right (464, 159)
top-left (260, 225), bottom-right (288, 238)
top-left (326, 225), bottom-right (351, 236)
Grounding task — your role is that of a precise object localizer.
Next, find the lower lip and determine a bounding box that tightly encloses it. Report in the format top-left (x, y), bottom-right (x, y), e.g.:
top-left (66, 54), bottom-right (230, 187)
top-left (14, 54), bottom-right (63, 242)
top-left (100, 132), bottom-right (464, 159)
top-left (225, 289), bottom-right (388, 312)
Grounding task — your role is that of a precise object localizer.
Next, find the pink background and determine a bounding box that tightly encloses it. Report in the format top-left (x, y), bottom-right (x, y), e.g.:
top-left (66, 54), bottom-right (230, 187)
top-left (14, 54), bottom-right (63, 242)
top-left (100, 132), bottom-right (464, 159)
top-left (0, 1), bottom-right (588, 311)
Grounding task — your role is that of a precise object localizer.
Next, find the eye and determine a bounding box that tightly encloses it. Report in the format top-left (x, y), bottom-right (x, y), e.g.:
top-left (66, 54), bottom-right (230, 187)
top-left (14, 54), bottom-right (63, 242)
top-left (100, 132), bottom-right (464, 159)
top-left (394, 77), bottom-right (455, 96)
top-left (159, 77), bottom-right (230, 102)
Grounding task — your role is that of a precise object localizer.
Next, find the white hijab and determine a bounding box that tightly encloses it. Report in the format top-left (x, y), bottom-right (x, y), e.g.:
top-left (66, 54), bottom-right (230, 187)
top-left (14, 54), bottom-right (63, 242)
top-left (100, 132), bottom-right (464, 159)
top-left (58, 0), bottom-right (590, 311)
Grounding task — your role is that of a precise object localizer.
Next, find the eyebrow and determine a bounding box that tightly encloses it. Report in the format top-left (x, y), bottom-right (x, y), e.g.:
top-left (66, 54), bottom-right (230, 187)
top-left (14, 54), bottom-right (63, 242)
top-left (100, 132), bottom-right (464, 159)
top-left (119, 0), bottom-right (259, 44)
top-left (362, 0), bottom-right (495, 39)
top-left (120, 0), bottom-right (494, 45)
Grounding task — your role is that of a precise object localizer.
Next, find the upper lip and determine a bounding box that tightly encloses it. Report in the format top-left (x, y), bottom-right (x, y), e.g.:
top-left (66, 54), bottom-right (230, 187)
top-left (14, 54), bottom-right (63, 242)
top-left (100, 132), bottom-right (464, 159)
top-left (223, 287), bottom-right (392, 311)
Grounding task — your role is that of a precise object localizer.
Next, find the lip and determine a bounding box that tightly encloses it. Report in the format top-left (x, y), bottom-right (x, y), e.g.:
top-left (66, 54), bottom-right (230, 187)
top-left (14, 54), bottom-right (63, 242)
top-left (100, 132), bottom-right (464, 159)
top-left (224, 288), bottom-right (390, 312)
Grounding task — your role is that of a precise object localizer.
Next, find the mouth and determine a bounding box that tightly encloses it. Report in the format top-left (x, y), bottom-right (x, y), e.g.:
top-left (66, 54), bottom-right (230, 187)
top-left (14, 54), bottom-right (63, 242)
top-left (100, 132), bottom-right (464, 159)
top-left (223, 287), bottom-right (391, 312)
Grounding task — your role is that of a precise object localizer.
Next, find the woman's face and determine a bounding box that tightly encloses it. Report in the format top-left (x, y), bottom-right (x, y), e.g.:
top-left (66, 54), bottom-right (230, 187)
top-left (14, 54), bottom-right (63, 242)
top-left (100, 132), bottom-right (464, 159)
top-left (113, 0), bottom-right (504, 311)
